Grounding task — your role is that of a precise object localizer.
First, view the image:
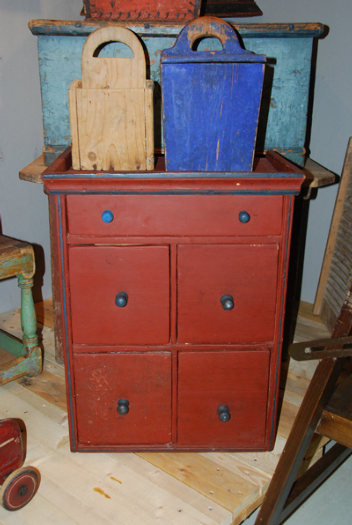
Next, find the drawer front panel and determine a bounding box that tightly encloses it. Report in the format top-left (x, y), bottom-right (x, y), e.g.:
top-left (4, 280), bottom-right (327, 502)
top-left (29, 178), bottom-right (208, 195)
top-left (69, 245), bottom-right (170, 345)
top-left (74, 352), bottom-right (172, 445)
top-left (177, 350), bottom-right (270, 448)
top-left (66, 194), bottom-right (283, 237)
top-left (177, 244), bottom-right (279, 344)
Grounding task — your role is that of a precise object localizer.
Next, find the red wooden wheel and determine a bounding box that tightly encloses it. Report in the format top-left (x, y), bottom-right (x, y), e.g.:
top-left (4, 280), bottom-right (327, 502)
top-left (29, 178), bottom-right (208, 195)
top-left (0, 467), bottom-right (40, 511)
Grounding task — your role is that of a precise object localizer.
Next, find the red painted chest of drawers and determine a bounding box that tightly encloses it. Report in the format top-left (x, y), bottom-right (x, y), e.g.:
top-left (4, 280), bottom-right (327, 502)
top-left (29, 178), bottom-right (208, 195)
top-left (43, 148), bottom-right (304, 452)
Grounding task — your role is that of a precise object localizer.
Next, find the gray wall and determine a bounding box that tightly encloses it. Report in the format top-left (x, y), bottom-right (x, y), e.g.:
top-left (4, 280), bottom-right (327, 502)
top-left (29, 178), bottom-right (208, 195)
top-left (0, 0), bottom-right (350, 312)
top-left (237, 0), bottom-right (352, 302)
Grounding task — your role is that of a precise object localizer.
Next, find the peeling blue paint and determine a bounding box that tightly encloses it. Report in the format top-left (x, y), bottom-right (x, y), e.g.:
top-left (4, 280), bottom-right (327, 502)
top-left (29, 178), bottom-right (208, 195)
top-left (31, 21), bottom-right (325, 167)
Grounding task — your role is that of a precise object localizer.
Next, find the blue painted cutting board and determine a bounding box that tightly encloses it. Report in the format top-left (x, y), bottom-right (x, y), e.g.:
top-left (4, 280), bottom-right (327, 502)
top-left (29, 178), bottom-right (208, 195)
top-left (29, 20), bottom-right (325, 167)
top-left (161, 17), bottom-right (266, 171)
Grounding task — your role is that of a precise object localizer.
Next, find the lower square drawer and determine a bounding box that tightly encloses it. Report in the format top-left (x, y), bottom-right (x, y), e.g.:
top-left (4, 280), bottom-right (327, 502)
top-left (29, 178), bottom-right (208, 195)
top-left (73, 352), bottom-right (172, 445)
top-left (177, 350), bottom-right (270, 448)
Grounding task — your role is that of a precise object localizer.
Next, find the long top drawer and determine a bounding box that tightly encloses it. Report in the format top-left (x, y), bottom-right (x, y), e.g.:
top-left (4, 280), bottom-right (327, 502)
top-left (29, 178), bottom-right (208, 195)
top-left (66, 194), bottom-right (283, 237)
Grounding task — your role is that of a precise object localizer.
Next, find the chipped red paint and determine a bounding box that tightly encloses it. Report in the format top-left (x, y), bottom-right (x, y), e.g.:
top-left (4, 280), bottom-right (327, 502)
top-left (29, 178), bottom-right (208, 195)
top-left (42, 147), bottom-right (305, 452)
top-left (0, 420), bottom-right (23, 484)
top-left (83, 0), bottom-right (201, 21)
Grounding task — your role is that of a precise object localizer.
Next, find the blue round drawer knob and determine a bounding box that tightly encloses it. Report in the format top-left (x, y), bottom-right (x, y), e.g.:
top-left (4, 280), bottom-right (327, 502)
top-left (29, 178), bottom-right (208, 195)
top-left (239, 211), bottom-right (250, 223)
top-left (221, 294), bottom-right (234, 311)
top-left (115, 292), bottom-right (128, 308)
top-left (102, 210), bottom-right (114, 223)
top-left (217, 405), bottom-right (231, 422)
top-left (117, 399), bottom-right (129, 415)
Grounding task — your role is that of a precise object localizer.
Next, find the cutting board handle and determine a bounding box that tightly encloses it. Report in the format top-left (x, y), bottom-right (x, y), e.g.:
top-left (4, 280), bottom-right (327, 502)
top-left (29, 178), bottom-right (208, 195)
top-left (81, 26), bottom-right (146, 89)
top-left (167, 16), bottom-right (246, 56)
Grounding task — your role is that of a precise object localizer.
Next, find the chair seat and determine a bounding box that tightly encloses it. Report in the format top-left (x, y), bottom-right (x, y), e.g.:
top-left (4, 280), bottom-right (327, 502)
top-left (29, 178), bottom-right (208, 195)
top-left (0, 235), bottom-right (35, 280)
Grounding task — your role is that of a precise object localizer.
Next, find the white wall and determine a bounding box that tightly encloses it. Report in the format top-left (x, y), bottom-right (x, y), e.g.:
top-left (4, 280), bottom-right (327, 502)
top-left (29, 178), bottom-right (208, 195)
top-left (0, 0), bottom-right (350, 312)
top-left (0, 0), bottom-right (83, 312)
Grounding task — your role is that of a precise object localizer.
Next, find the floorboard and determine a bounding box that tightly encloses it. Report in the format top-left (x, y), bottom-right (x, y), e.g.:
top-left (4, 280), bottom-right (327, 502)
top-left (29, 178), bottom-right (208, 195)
top-left (0, 299), bottom-right (331, 524)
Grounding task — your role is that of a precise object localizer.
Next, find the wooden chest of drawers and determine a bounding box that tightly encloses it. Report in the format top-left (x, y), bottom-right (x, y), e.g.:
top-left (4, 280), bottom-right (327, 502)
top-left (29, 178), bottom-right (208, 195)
top-left (43, 148), bottom-right (304, 452)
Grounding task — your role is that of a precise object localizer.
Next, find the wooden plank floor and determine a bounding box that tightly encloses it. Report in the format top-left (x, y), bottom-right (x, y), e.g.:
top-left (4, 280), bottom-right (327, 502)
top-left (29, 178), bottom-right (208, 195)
top-left (0, 300), bottom-right (330, 525)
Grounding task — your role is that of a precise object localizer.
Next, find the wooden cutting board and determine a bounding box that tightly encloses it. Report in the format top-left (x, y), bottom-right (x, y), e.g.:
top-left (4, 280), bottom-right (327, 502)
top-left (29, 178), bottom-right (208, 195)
top-left (69, 26), bottom-right (154, 171)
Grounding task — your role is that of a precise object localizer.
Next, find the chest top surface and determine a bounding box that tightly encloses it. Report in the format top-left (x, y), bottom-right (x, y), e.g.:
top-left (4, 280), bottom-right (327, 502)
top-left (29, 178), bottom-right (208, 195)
top-left (42, 147), bottom-right (305, 195)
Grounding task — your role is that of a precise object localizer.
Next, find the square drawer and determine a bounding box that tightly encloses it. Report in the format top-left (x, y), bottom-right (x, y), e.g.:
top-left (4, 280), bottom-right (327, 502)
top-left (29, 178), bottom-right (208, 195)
top-left (177, 350), bottom-right (270, 448)
top-left (177, 244), bottom-right (279, 344)
top-left (68, 245), bottom-right (170, 345)
top-left (73, 352), bottom-right (172, 445)
top-left (66, 194), bottom-right (283, 237)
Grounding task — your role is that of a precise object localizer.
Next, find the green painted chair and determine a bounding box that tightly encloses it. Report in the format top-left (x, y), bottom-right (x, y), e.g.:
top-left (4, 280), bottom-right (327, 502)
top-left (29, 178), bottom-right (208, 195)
top-left (0, 235), bottom-right (42, 385)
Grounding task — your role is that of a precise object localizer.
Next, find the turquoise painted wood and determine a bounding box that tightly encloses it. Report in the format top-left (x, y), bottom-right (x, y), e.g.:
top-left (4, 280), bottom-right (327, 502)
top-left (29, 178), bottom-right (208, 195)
top-left (0, 236), bottom-right (42, 385)
top-left (160, 17), bottom-right (266, 171)
top-left (29, 20), bottom-right (324, 166)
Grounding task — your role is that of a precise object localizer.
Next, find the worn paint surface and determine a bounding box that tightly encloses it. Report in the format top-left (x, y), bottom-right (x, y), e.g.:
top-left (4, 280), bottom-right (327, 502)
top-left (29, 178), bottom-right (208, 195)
top-left (83, 0), bottom-right (201, 21)
top-left (31, 20), bottom-right (324, 166)
top-left (0, 246), bottom-right (35, 280)
top-left (161, 18), bottom-right (265, 171)
top-left (0, 238), bottom-right (42, 384)
top-left (42, 150), bottom-right (305, 452)
top-left (18, 275), bottom-right (39, 350)
top-left (0, 420), bottom-right (23, 484)
top-left (0, 347), bottom-right (42, 386)
top-left (244, 36), bottom-right (314, 166)
top-left (162, 62), bottom-right (265, 171)
top-left (0, 333), bottom-right (26, 358)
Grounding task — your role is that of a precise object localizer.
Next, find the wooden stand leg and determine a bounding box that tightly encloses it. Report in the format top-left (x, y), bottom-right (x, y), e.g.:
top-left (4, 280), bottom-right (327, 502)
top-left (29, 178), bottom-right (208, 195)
top-left (18, 275), bottom-right (38, 351)
top-left (17, 274), bottom-right (42, 378)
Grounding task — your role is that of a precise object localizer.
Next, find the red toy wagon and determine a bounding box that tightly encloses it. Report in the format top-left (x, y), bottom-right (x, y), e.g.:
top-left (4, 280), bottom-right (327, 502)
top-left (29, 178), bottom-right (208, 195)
top-left (0, 419), bottom-right (40, 511)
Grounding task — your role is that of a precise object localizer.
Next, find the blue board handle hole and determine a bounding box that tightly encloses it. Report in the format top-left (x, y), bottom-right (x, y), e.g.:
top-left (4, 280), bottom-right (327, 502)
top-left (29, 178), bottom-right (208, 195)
top-left (191, 37), bottom-right (224, 52)
top-left (102, 210), bottom-right (114, 223)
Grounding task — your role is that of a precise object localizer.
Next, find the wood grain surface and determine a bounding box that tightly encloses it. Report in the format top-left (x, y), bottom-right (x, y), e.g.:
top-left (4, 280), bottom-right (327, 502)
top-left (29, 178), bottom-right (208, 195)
top-left (69, 26), bottom-right (154, 171)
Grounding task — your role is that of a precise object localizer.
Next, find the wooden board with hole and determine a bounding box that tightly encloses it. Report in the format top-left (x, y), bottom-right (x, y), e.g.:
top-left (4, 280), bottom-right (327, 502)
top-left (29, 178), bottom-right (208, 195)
top-left (160, 17), bottom-right (266, 172)
top-left (69, 26), bottom-right (154, 171)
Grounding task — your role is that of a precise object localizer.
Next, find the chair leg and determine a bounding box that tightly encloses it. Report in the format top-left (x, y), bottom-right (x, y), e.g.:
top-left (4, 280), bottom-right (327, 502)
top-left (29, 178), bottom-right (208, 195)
top-left (17, 274), bottom-right (42, 377)
top-left (18, 275), bottom-right (38, 351)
